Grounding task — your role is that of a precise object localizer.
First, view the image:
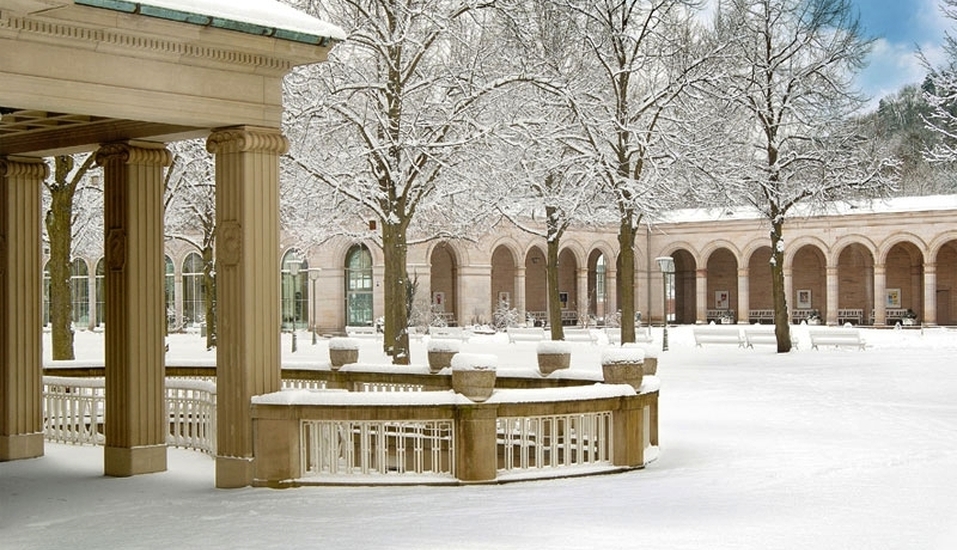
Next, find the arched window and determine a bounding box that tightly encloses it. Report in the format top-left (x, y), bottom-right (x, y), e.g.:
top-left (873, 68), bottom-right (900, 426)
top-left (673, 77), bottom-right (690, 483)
top-left (182, 252), bottom-right (205, 325)
top-left (282, 250), bottom-right (308, 330)
top-left (95, 258), bottom-right (105, 327)
top-left (71, 258), bottom-right (90, 326)
top-left (165, 255), bottom-right (175, 330)
top-left (345, 245), bottom-right (373, 326)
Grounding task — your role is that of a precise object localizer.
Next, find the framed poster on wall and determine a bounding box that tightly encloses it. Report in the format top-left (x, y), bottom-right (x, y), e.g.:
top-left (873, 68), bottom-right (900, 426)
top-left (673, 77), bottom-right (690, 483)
top-left (715, 290), bottom-right (729, 310)
top-left (886, 288), bottom-right (901, 308)
top-left (797, 289), bottom-right (812, 309)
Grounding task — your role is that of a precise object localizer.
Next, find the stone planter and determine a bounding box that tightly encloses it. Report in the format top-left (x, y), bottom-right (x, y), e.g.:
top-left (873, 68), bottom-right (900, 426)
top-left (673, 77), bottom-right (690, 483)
top-left (451, 353), bottom-right (498, 402)
top-left (427, 339), bottom-right (461, 374)
top-left (536, 341), bottom-right (571, 376)
top-left (328, 337), bottom-right (359, 370)
top-left (633, 344), bottom-right (657, 376)
top-left (601, 346), bottom-right (645, 390)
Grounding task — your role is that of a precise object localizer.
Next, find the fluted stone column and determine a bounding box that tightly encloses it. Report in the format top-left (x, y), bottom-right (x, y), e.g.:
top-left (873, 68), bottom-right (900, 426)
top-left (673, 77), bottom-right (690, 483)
top-left (96, 141), bottom-right (171, 477)
top-left (0, 157), bottom-right (47, 461)
top-left (924, 263), bottom-right (937, 326)
top-left (576, 267), bottom-right (588, 323)
top-left (606, 267), bottom-right (617, 317)
top-left (783, 268), bottom-right (794, 317)
top-left (515, 267), bottom-right (526, 321)
top-left (826, 266), bottom-right (839, 326)
top-left (207, 126), bottom-right (287, 488)
top-left (695, 269), bottom-right (707, 324)
top-left (737, 268), bottom-right (749, 324)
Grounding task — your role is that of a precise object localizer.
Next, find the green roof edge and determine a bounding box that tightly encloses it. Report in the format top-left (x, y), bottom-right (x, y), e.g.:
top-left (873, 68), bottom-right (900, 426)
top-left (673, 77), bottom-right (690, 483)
top-left (75, 0), bottom-right (332, 46)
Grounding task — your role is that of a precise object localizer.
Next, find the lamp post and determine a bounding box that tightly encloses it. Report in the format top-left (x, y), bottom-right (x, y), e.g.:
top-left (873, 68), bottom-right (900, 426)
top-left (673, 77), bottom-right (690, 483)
top-left (309, 268), bottom-right (321, 345)
top-left (288, 258), bottom-right (301, 353)
top-left (655, 256), bottom-right (675, 352)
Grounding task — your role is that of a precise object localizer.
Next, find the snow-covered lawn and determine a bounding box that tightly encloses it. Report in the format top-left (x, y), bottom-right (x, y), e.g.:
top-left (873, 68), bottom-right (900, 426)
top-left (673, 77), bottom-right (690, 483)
top-left (4, 325), bottom-right (957, 549)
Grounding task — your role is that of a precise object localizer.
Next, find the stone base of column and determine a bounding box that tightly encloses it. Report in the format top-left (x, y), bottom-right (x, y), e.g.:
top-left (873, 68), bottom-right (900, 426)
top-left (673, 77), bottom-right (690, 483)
top-left (216, 455), bottom-right (253, 488)
top-left (104, 444), bottom-right (167, 477)
top-left (0, 432), bottom-right (44, 461)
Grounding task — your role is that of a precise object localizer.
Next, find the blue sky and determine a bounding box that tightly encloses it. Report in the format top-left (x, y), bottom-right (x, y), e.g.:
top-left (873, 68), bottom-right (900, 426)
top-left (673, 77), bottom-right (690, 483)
top-left (853, 0), bottom-right (951, 110)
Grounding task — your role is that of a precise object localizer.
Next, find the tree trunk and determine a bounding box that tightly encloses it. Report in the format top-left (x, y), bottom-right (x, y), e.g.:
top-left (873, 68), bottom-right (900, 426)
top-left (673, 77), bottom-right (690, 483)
top-left (382, 220), bottom-right (411, 364)
top-left (770, 218), bottom-right (792, 353)
top-left (617, 216), bottom-right (636, 344)
top-left (203, 244), bottom-right (216, 350)
top-left (546, 231), bottom-right (564, 341)
top-left (45, 158), bottom-right (76, 360)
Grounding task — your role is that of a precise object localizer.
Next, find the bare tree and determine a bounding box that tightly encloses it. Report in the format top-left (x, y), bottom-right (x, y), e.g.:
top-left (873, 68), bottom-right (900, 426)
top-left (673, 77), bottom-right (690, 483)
top-left (923, 0), bottom-right (957, 165)
top-left (164, 139), bottom-right (216, 349)
top-left (284, 0), bottom-right (507, 364)
top-left (44, 154), bottom-right (97, 360)
top-left (712, 0), bottom-right (895, 351)
top-left (502, 0), bottom-right (723, 344)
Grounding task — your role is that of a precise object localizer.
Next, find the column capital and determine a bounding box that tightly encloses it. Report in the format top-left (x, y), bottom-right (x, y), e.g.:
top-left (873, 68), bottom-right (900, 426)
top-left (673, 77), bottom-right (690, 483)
top-left (0, 156), bottom-right (49, 179)
top-left (206, 126), bottom-right (289, 155)
top-left (95, 141), bottom-right (172, 167)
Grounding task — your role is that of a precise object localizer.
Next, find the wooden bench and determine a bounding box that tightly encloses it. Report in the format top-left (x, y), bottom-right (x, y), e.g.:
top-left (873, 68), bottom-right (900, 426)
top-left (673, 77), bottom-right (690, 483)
top-left (693, 326), bottom-right (744, 347)
top-left (604, 327), bottom-right (653, 344)
top-left (345, 326), bottom-right (379, 339)
top-left (562, 328), bottom-right (598, 344)
top-left (429, 326), bottom-right (471, 342)
top-left (506, 326), bottom-right (546, 343)
top-left (837, 308), bottom-right (863, 325)
top-left (809, 328), bottom-right (866, 350)
top-left (744, 328), bottom-right (799, 349)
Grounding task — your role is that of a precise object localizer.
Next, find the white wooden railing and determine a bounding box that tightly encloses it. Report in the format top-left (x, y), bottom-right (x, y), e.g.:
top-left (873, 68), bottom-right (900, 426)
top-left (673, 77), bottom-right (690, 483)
top-left (301, 420), bottom-right (455, 478)
top-left (42, 376), bottom-right (217, 455)
top-left (497, 412), bottom-right (613, 473)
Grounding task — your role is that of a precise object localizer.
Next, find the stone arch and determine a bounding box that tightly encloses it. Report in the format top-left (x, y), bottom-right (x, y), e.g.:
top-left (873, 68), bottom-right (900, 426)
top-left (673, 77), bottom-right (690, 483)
top-left (671, 248), bottom-right (697, 324)
top-left (747, 245), bottom-right (774, 322)
top-left (790, 243), bottom-right (827, 320)
top-left (931, 235), bottom-right (957, 325)
top-left (490, 244), bottom-right (518, 315)
top-left (587, 247), bottom-right (614, 319)
top-left (835, 240), bottom-right (875, 325)
top-left (524, 245), bottom-right (548, 324)
top-left (344, 244), bottom-right (374, 327)
top-left (883, 240), bottom-right (925, 322)
top-left (876, 233), bottom-right (928, 265)
top-left (783, 235), bottom-right (830, 267)
top-left (558, 246), bottom-right (579, 322)
top-left (705, 247), bottom-right (738, 322)
top-left (429, 242), bottom-right (460, 326)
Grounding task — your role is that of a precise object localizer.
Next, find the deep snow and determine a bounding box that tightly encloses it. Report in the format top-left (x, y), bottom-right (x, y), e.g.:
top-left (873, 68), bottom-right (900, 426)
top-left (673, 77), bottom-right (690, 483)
top-left (3, 325), bottom-right (957, 549)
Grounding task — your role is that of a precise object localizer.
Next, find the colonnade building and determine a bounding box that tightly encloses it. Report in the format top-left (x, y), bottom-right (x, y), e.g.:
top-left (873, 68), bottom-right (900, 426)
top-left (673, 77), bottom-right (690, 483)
top-left (59, 195), bottom-right (957, 334)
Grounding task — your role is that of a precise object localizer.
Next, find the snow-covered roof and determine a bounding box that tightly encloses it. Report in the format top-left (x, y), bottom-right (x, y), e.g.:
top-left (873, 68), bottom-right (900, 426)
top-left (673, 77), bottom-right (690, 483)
top-left (76, 0), bottom-right (346, 44)
top-left (659, 194), bottom-right (957, 224)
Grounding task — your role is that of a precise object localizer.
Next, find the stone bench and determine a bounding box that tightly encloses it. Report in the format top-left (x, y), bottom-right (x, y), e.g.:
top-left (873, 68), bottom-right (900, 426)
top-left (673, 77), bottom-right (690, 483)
top-left (506, 326), bottom-right (546, 343)
top-left (809, 328), bottom-right (866, 350)
top-left (692, 326), bottom-right (744, 347)
top-left (345, 326), bottom-right (379, 338)
top-left (604, 327), bottom-right (653, 345)
top-left (429, 326), bottom-right (471, 342)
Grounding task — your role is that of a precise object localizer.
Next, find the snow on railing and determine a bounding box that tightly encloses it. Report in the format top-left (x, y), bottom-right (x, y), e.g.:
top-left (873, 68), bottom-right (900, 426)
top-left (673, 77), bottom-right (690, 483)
top-left (42, 376), bottom-right (217, 455)
top-left (352, 381), bottom-right (424, 392)
top-left (497, 412), bottom-right (613, 473)
top-left (43, 376), bottom-right (106, 446)
top-left (301, 420), bottom-right (455, 478)
top-left (283, 379), bottom-right (328, 391)
top-left (166, 380), bottom-right (217, 455)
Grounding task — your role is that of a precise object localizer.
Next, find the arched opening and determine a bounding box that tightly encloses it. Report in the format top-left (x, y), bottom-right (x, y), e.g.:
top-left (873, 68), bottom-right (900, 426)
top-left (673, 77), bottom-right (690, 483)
top-left (936, 240), bottom-right (957, 325)
top-left (837, 244), bottom-right (874, 325)
top-left (95, 258), bottom-right (106, 328)
top-left (430, 243), bottom-right (458, 326)
top-left (792, 245), bottom-right (826, 322)
top-left (706, 248), bottom-right (738, 323)
top-left (673, 249), bottom-right (696, 324)
top-left (70, 258), bottom-right (90, 327)
top-left (282, 250), bottom-right (308, 330)
top-left (884, 242), bottom-right (924, 324)
top-left (182, 252), bottom-right (205, 325)
top-left (345, 245), bottom-right (374, 327)
top-left (587, 250), bottom-right (608, 321)
top-left (558, 248), bottom-right (579, 325)
top-left (525, 246), bottom-right (547, 326)
top-left (748, 246), bottom-right (773, 323)
top-left (490, 245), bottom-right (516, 314)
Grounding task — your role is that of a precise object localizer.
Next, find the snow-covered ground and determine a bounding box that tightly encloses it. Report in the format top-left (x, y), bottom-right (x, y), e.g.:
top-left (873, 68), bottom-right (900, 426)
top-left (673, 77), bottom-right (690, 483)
top-left (4, 325), bottom-right (957, 549)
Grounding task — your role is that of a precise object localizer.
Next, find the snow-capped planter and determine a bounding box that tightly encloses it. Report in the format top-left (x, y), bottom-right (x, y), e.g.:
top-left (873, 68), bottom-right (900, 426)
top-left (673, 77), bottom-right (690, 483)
top-left (630, 343), bottom-right (657, 375)
top-left (601, 346), bottom-right (645, 390)
top-left (450, 353), bottom-right (498, 402)
top-left (328, 337), bottom-right (359, 370)
top-left (536, 341), bottom-right (571, 375)
top-left (426, 339), bottom-right (460, 373)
